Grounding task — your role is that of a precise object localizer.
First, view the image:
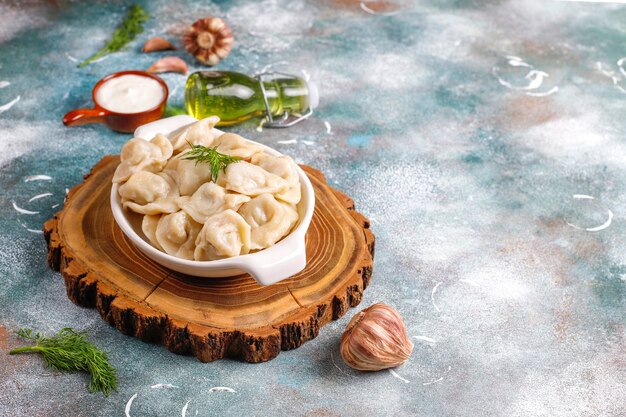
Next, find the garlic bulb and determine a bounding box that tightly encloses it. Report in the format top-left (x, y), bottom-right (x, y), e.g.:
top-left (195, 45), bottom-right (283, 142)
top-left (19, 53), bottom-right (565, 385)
top-left (183, 16), bottom-right (233, 66)
top-left (340, 303), bottom-right (413, 371)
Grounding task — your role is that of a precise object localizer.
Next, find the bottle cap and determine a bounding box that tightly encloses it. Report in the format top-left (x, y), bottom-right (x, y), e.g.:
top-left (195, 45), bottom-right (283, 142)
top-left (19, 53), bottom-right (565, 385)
top-left (306, 79), bottom-right (319, 110)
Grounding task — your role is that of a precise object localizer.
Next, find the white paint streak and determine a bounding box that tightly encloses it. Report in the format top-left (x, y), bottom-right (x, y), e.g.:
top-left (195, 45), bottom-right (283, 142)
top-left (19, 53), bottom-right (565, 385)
top-left (51, 204), bottom-right (60, 209)
top-left (0, 81), bottom-right (9, 88)
top-left (431, 281), bottom-right (442, 312)
top-left (525, 70), bottom-right (549, 90)
top-left (65, 52), bottom-right (79, 63)
top-left (422, 366), bottom-right (451, 386)
top-left (618, 57), bottom-right (626, 77)
top-left (151, 383), bottom-right (179, 389)
top-left (19, 219), bottom-right (43, 234)
top-left (585, 209), bottom-right (613, 231)
top-left (567, 212), bottom-right (613, 231)
top-left (324, 121), bottom-right (333, 134)
top-left (422, 376), bottom-right (444, 386)
top-left (25, 175), bottom-right (52, 182)
top-left (181, 400), bottom-right (190, 417)
top-left (208, 386), bottom-right (236, 393)
top-left (553, 0), bottom-right (626, 3)
top-left (596, 61), bottom-right (626, 94)
top-left (525, 86), bottom-right (559, 97)
top-left (28, 193), bottom-right (52, 203)
top-left (0, 95), bottom-right (20, 113)
top-left (125, 393), bottom-right (138, 417)
top-left (567, 194), bottom-right (613, 232)
top-left (12, 201), bottom-right (39, 215)
top-left (360, 2), bottom-right (399, 16)
top-left (330, 351), bottom-right (357, 378)
top-left (413, 335), bottom-right (437, 343)
top-left (302, 140), bottom-right (315, 145)
top-left (277, 139), bottom-right (297, 144)
top-left (389, 369), bottom-right (410, 384)
top-left (507, 57), bottom-right (532, 68)
top-left (493, 58), bottom-right (557, 96)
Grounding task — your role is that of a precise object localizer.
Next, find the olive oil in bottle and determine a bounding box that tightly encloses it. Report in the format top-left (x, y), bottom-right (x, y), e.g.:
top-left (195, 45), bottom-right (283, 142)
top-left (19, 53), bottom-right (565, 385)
top-left (184, 71), bottom-right (318, 126)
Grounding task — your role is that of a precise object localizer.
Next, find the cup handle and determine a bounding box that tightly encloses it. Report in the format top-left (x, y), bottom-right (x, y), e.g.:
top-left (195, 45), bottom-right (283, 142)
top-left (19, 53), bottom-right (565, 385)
top-left (237, 237), bottom-right (307, 286)
top-left (63, 108), bottom-right (108, 127)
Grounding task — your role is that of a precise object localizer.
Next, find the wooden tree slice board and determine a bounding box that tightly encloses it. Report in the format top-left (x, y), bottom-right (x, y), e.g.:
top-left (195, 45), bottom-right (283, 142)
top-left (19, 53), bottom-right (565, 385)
top-left (44, 155), bottom-right (375, 363)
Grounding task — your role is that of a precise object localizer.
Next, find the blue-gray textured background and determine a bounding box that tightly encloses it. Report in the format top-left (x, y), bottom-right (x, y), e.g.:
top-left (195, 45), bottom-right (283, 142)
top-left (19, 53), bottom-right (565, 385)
top-left (1, 0), bottom-right (625, 416)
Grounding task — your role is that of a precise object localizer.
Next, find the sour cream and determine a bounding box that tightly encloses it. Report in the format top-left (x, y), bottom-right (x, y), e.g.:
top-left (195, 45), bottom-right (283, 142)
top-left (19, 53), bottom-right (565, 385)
top-left (95, 74), bottom-right (165, 113)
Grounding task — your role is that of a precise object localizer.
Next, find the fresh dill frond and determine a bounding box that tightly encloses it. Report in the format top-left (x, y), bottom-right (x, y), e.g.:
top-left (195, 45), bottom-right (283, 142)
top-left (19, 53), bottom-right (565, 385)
top-left (181, 143), bottom-right (241, 182)
top-left (78, 4), bottom-right (149, 68)
top-left (9, 328), bottom-right (118, 395)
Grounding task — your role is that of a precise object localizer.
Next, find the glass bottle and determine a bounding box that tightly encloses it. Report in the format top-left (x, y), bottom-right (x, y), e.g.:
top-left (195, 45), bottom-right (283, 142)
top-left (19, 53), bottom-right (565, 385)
top-left (184, 71), bottom-right (318, 126)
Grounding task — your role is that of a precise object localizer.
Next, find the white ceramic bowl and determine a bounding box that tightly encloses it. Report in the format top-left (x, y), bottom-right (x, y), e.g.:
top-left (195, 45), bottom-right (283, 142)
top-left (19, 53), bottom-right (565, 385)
top-left (110, 115), bottom-right (315, 286)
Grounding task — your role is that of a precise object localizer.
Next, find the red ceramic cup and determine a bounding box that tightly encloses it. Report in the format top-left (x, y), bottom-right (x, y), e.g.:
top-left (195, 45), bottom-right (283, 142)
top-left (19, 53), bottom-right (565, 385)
top-left (63, 70), bottom-right (169, 133)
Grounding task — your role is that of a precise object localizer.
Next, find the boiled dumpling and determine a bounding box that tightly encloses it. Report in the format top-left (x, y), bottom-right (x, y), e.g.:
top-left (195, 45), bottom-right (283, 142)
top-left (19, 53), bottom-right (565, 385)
top-left (216, 161), bottom-right (289, 196)
top-left (119, 171), bottom-right (179, 215)
top-left (163, 157), bottom-right (213, 196)
top-left (250, 153), bottom-right (301, 204)
top-left (141, 214), bottom-right (163, 250)
top-left (155, 211), bottom-right (202, 260)
top-left (213, 133), bottom-right (264, 160)
top-left (238, 194), bottom-right (298, 250)
top-left (113, 134), bottom-right (173, 183)
top-left (168, 116), bottom-right (220, 154)
top-left (178, 182), bottom-right (250, 224)
top-left (194, 210), bottom-right (251, 261)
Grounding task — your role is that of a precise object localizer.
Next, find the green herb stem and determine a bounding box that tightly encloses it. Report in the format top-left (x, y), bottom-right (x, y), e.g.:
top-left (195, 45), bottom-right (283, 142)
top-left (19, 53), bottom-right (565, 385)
top-left (78, 4), bottom-right (149, 68)
top-left (9, 346), bottom-right (41, 354)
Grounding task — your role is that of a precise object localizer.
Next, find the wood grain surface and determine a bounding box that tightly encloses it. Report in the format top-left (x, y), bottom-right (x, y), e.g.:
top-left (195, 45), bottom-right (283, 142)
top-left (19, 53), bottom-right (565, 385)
top-left (44, 155), bottom-right (375, 363)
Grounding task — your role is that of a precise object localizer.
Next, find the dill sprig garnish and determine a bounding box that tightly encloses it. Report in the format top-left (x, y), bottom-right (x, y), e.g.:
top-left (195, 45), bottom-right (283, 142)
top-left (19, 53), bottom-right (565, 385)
top-left (78, 4), bottom-right (149, 68)
top-left (9, 328), bottom-right (118, 395)
top-left (181, 143), bottom-right (241, 182)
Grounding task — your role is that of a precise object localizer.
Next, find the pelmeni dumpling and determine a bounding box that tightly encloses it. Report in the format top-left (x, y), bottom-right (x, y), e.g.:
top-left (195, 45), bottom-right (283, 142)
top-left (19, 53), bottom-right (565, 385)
top-left (113, 134), bottom-right (173, 183)
top-left (194, 210), bottom-right (251, 261)
top-left (142, 214), bottom-right (163, 251)
top-left (177, 182), bottom-right (250, 224)
top-left (168, 116), bottom-right (220, 154)
top-left (155, 211), bottom-right (202, 260)
top-left (213, 133), bottom-right (264, 160)
top-left (250, 153), bottom-right (301, 204)
top-left (119, 171), bottom-right (179, 215)
top-left (216, 161), bottom-right (289, 196)
top-left (163, 157), bottom-right (213, 196)
top-left (238, 194), bottom-right (298, 250)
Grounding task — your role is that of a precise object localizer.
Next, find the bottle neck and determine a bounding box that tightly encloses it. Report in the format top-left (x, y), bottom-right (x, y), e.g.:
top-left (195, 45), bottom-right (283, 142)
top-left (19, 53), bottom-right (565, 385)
top-left (261, 77), bottom-right (309, 118)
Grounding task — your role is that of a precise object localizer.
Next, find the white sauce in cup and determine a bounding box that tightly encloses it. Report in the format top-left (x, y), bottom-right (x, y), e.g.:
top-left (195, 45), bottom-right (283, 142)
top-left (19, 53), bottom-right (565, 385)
top-left (95, 74), bottom-right (165, 114)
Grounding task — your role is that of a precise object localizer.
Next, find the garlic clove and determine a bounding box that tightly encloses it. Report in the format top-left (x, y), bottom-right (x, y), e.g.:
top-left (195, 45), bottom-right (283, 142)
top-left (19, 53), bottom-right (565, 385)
top-left (147, 56), bottom-right (189, 75)
top-left (142, 37), bottom-right (177, 53)
top-left (340, 303), bottom-right (413, 371)
top-left (183, 16), bottom-right (233, 66)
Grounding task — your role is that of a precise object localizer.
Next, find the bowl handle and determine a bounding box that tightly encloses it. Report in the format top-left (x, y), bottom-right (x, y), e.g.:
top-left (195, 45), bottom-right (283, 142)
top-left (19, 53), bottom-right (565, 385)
top-left (63, 108), bottom-right (108, 127)
top-left (238, 237), bottom-right (307, 286)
